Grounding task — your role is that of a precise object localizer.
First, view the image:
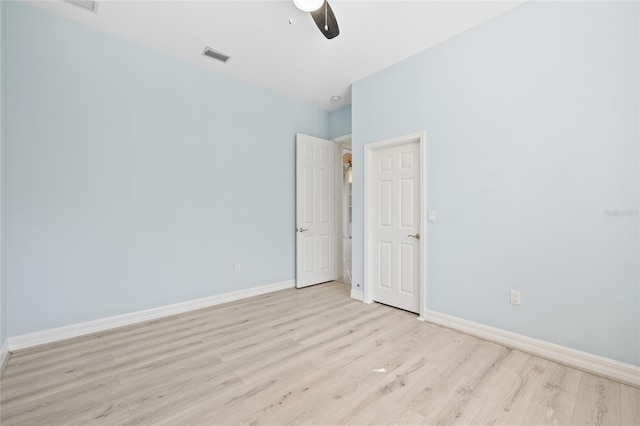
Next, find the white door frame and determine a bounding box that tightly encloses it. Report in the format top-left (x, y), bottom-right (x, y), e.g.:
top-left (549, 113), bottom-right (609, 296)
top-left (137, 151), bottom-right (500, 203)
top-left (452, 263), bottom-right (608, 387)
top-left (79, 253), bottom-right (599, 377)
top-left (364, 131), bottom-right (427, 319)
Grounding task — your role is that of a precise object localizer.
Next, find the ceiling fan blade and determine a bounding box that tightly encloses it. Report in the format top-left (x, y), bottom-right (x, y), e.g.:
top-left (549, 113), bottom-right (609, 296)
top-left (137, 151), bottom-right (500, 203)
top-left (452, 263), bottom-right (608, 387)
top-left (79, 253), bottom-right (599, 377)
top-left (310, 0), bottom-right (339, 39)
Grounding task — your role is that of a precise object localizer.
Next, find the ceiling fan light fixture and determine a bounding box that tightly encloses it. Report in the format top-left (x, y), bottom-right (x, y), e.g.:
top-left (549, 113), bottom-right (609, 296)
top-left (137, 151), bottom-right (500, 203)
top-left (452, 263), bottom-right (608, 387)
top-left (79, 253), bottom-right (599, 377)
top-left (293, 0), bottom-right (324, 12)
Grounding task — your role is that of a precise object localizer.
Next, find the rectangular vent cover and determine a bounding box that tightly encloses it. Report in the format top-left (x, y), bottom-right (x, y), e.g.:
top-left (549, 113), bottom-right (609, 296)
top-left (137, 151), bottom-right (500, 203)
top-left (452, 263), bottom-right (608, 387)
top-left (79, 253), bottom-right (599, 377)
top-left (203, 47), bottom-right (231, 63)
top-left (66, 0), bottom-right (98, 12)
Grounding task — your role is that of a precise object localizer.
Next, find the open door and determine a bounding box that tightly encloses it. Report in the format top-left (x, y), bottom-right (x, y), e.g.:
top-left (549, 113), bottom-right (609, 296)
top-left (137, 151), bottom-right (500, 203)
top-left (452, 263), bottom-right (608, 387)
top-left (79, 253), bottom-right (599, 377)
top-left (296, 133), bottom-right (336, 288)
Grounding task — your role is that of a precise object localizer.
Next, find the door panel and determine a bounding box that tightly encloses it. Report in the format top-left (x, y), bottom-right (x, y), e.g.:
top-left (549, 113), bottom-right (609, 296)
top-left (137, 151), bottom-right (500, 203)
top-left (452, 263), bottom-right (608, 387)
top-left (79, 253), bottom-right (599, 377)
top-left (379, 180), bottom-right (393, 226)
top-left (399, 242), bottom-right (416, 294)
top-left (296, 134), bottom-right (336, 288)
top-left (379, 242), bottom-right (393, 289)
top-left (400, 178), bottom-right (415, 227)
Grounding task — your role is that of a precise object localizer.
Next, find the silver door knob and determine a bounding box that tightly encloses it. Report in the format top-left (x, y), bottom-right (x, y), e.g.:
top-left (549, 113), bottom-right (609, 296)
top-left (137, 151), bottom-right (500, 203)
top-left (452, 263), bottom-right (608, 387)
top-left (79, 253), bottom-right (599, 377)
top-left (297, 228), bottom-right (309, 233)
top-left (408, 233), bottom-right (421, 240)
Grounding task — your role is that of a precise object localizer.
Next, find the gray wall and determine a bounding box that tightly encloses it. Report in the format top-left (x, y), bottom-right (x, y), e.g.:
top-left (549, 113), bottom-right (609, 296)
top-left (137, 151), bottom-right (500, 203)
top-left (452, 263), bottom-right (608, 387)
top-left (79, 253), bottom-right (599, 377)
top-left (5, 2), bottom-right (329, 336)
top-left (352, 1), bottom-right (639, 365)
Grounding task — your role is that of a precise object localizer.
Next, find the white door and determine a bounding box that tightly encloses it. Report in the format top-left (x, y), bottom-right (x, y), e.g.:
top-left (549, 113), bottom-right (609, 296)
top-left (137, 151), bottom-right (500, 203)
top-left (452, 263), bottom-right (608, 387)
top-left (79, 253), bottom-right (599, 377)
top-left (366, 135), bottom-right (423, 313)
top-left (296, 134), bottom-right (336, 288)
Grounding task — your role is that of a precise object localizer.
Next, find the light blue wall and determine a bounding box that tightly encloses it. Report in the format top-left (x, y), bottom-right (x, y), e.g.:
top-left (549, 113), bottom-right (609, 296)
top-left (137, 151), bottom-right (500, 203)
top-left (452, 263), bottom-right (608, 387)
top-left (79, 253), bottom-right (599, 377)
top-left (352, 1), bottom-right (639, 365)
top-left (328, 104), bottom-right (352, 139)
top-left (5, 2), bottom-right (329, 336)
top-left (0, 0), bottom-right (6, 351)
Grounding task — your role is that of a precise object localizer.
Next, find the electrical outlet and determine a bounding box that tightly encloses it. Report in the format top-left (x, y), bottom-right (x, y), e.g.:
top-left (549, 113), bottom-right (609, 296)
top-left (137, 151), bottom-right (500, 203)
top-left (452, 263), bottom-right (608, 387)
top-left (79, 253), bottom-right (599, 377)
top-left (234, 263), bottom-right (241, 273)
top-left (510, 290), bottom-right (521, 305)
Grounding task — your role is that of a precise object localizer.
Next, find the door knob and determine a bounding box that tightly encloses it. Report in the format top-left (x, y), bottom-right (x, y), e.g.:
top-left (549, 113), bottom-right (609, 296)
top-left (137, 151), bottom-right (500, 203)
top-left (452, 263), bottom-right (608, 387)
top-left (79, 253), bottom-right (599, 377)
top-left (297, 228), bottom-right (309, 233)
top-left (408, 233), bottom-right (420, 240)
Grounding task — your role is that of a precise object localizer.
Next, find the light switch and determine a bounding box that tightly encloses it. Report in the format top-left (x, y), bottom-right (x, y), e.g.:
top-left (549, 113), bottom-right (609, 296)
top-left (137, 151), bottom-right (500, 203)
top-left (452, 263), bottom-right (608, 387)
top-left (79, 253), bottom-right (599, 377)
top-left (428, 210), bottom-right (437, 222)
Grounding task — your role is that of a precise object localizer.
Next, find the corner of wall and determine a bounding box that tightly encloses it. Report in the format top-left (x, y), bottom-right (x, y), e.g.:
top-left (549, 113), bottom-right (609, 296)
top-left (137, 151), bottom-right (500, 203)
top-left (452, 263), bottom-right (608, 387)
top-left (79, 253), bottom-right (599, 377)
top-left (328, 104), bottom-right (352, 140)
top-left (0, 0), bottom-right (8, 362)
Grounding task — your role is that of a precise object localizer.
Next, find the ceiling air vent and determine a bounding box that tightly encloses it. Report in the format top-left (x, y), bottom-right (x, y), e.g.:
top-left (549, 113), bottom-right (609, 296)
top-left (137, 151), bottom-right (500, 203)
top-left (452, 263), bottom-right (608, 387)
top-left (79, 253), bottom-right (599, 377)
top-left (202, 47), bottom-right (231, 63)
top-left (65, 0), bottom-right (98, 12)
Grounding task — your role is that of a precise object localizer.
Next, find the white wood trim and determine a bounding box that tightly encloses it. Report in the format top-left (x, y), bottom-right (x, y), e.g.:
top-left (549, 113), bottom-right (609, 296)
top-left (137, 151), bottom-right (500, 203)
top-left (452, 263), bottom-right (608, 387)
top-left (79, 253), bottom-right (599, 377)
top-left (364, 131), bottom-right (427, 319)
top-left (7, 280), bottom-right (295, 352)
top-left (418, 132), bottom-right (427, 321)
top-left (0, 339), bottom-right (9, 376)
top-left (364, 143), bottom-right (372, 304)
top-left (350, 288), bottom-right (363, 301)
top-left (423, 309), bottom-right (640, 388)
top-left (335, 142), bottom-right (344, 282)
top-left (332, 134), bottom-right (352, 143)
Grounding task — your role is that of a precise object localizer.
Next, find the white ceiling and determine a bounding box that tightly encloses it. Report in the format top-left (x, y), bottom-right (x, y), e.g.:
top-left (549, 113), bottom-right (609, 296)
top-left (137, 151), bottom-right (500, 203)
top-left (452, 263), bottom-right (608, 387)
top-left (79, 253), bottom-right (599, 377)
top-left (29, 0), bottom-right (524, 111)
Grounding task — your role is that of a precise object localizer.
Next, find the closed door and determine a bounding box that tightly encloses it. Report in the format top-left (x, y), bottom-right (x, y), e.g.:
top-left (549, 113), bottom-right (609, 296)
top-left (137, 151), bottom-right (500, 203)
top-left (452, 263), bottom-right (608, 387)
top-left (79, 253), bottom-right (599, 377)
top-left (296, 133), bottom-right (336, 288)
top-left (367, 138), bottom-right (421, 313)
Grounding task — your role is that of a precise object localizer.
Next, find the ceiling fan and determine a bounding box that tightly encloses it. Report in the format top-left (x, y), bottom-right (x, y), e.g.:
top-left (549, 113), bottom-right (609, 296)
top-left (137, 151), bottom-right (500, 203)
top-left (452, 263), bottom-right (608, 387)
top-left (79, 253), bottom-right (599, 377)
top-left (293, 0), bottom-right (340, 39)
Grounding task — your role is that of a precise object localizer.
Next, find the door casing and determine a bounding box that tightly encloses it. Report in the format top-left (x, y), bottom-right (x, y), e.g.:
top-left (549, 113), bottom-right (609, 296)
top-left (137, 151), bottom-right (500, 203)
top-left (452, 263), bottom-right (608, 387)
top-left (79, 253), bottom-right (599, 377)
top-left (364, 131), bottom-right (427, 319)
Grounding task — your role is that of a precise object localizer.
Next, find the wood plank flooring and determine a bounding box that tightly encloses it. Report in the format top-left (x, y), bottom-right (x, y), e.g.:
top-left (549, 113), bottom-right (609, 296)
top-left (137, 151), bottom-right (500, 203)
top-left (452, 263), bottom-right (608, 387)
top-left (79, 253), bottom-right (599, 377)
top-left (1, 281), bottom-right (638, 425)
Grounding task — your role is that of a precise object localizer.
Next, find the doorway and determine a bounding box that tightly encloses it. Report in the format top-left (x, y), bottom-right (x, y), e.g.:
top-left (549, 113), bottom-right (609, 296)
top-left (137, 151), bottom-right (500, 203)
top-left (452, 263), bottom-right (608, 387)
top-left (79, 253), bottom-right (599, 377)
top-left (294, 133), bottom-right (352, 290)
top-left (334, 136), bottom-right (352, 286)
top-left (341, 146), bottom-right (352, 284)
top-left (364, 132), bottom-right (426, 317)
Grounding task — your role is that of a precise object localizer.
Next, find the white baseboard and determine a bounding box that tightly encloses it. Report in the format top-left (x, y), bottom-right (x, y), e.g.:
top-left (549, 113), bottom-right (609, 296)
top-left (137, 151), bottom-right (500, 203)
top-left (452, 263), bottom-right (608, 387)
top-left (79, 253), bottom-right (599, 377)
top-left (423, 309), bottom-right (640, 388)
top-left (1, 339), bottom-right (9, 376)
top-left (350, 288), bottom-right (363, 301)
top-left (8, 280), bottom-right (295, 352)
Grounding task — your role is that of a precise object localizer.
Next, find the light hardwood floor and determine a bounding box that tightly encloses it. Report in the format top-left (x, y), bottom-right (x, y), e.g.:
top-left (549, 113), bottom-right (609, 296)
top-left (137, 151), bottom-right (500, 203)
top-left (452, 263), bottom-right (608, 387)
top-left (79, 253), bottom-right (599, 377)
top-left (1, 282), bottom-right (638, 425)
